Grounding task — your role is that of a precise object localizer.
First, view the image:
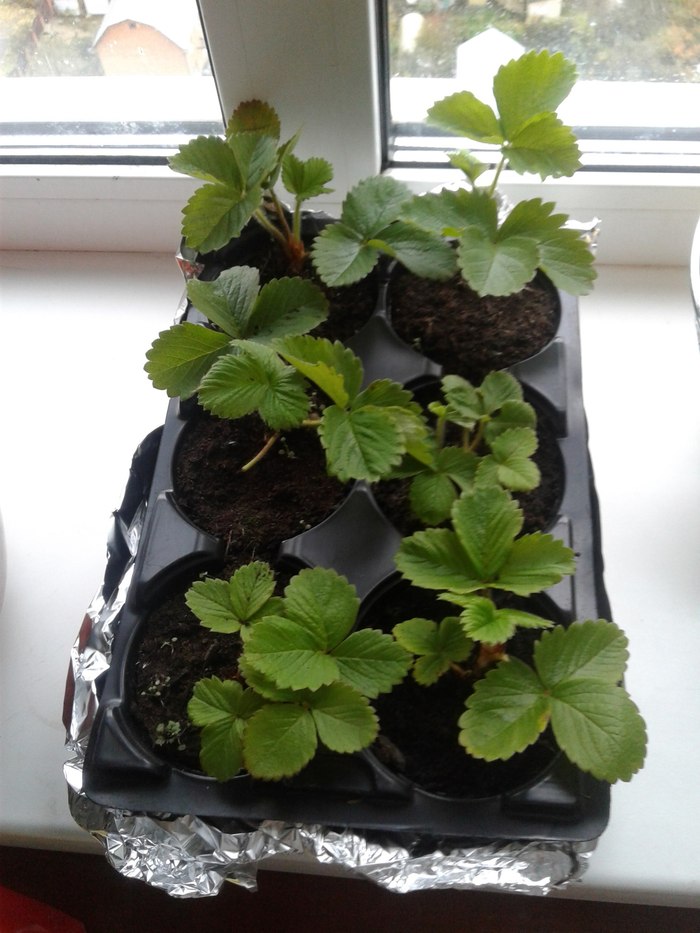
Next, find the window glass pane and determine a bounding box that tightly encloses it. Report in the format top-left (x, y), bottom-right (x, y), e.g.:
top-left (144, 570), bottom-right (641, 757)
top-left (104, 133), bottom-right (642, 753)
top-left (385, 0), bottom-right (700, 168)
top-left (0, 0), bottom-right (223, 158)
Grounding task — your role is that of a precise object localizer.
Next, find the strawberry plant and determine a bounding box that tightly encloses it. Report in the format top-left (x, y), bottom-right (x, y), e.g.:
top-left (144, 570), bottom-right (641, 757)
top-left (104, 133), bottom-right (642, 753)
top-left (392, 484), bottom-right (647, 784)
top-left (169, 99), bottom-right (333, 267)
top-left (186, 561), bottom-right (411, 781)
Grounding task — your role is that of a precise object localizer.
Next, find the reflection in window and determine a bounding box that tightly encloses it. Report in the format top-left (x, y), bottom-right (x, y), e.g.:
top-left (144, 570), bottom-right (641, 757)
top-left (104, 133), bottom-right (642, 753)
top-left (0, 0), bottom-right (222, 156)
top-left (386, 0), bottom-right (700, 168)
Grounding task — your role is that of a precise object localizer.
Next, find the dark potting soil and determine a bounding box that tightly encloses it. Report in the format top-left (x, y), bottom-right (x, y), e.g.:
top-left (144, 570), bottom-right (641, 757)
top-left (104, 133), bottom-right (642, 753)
top-left (173, 409), bottom-right (347, 567)
top-left (388, 268), bottom-right (560, 382)
top-left (363, 582), bottom-right (559, 799)
top-left (128, 582), bottom-right (243, 770)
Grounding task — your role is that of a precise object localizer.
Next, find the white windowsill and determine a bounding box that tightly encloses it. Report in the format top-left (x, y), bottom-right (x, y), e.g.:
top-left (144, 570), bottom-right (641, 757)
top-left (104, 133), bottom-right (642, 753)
top-left (2, 162), bottom-right (699, 266)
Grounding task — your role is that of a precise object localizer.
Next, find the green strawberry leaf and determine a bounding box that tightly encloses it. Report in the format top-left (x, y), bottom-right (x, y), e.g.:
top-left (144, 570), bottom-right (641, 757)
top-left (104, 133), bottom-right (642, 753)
top-left (188, 678), bottom-right (264, 782)
top-left (448, 149), bottom-right (489, 184)
top-left (241, 614), bottom-right (340, 692)
top-left (247, 277), bottom-right (328, 342)
top-left (493, 49), bottom-right (578, 139)
top-left (311, 222), bottom-right (378, 287)
top-left (243, 703), bottom-right (318, 780)
top-left (533, 619), bottom-right (630, 689)
top-left (180, 183), bottom-right (263, 254)
top-left (494, 532), bottom-right (576, 596)
top-left (281, 153), bottom-right (334, 200)
top-left (451, 486), bottom-right (524, 581)
top-left (198, 343), bottom-right (309, 429)
top-left (549, 680), bottom-right (647, 782)
top-left (458, 657), bottom-right (551, 760)
top-left (505, 112), bottom-right (581, 179)
top-left (169, 135), bottom-right (243, 187)
top-left (454, 595), bottom-right (552, 645)
top-left (319, 404), bottom-right (405, 483)
top-left (457, 226), bottom-right (539, 297)
top-left (331, 628), bottom-right (412, 697)
top-left (282, 566), bottom-right (359, 649)
top-left (375, 221), bottom-right (457, 280)
top-left (277, 335), bottom-right (364, 407)
top-left (427, 91), bottom-right (502, 144)
top-left (394, 527), bottom-right (482, 593)
top-left (488, 426), bottom-right (540, 491)
top-left (341, 175), bottom-right (412, 237)
top-left (538, 226), bottom-right (597, 296)
top-left (185, 562), bottom-right (282, 634)
top-left (484, 399), bottom-right (536, 440)
top-left (186, 265), bottom-right (260, 338)
top-left (144, 322), bottom-right (230, 399)
top-left (394, 616), bottom-right (473, 685)
top-left (479, 370), bottom-right (525, 412)
top-left (309, 683), bottom-right (379, 753)
top-left (402, 187), bottom-right (495, 238)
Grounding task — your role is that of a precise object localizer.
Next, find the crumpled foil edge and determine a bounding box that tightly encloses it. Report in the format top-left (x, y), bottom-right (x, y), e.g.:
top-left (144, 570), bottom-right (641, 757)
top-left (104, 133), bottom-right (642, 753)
top-left (63, 328), bottom-right (599, 900)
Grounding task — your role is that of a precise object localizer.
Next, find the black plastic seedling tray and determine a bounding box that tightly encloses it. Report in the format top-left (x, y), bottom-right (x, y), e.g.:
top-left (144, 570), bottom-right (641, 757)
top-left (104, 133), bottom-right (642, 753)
top-left (83, 224), bottom-right (611, 844)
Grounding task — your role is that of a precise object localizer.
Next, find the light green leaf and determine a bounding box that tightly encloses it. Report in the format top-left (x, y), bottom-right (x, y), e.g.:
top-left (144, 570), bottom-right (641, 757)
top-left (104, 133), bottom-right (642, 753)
top-left (241, 614), bottom-right (339, 691)
top-left (277, 335), bottom-right (363, 408)
top-left (332, 628), bottom-right (412, 697)
top-left (187, 577), bottom-right (242, 632)
top-left (244, 704), bottom-right (318, 780)
top-left (376, 221), bottom-right (457, 280)
top-left (282, 153), bottom-right (334, 200)
top-left (181, 184), bottom-right (263, 254)
top-left (169, 135), bottom-right (243, 187)
top-left (403, 187), bottom-right (497, 239)
top-left (237, 656), bottom-right (299, 701)
top-left (427, 91), bottom-right (502, 143)
top-left (538, 226), bottom-right (597, 296)
top-left (394, 528), bottom-right (481, 593)
top-left (341, 175), bottom-right (412, 236)
top-left (188, 678), bottom-right (264, 782)
top-left (394, 616), bottom-right (473, 686)
top-left (493, 49), bottom-right (577, 139)
top-left (484, 399), bottom-right (536, 440)
top-left (456, 595), bottom-right (552, 645)
top-left (409, 471), bottom-right (460, 526)
top-left (488, 426), bottom-right (540, 491)
top-left (282, 566), bottom-right (359, 649)
top-left (309, 683), bottom-right (379, 753)
top-left (549, 680), bottom-right (647, 782)
top-left (186, 266), bottom-right (260, 337)
top-left (451, 486), bottom-right (524, 581)
top-left (144, 322), bottom-right (230, 399)
top-left (534, 619), bottom-right (630, 689)
top-left (198, 343), bottom-right (308, 429)
top-left (458, 226), bottom-right (539, 297)
top-left (494, 532), bottom-right (575, 596)
top-left (441, 374), bottom-right (483, 426)
top-left (505, 113), bottom-right (581, 179)
top-left (311, 222), bottom-right (378, 286)
top-left (248, 277), bottom-right (328, 342)
top-left (479, 370), bottom-right (524, 412)
top-left (227, 132), bottom-right (281, 189)
top-left (319, 405), bottom-right (405, 483)
top-left (448, 149), bottom-right (489, 184)
top-left (458, 658), bottom-right (550, 760)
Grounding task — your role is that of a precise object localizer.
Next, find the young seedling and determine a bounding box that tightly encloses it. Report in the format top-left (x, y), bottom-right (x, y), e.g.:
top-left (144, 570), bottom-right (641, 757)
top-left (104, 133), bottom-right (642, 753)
top-left (402, 49), bottom-right (596, 297)
top-left (387, 370), bottom-right (541, 526)
top-left (393, 484), bottom-right (647, 783)
top-left (169, 99), bottom-right (333, 266)
top-left (186, 562), bottom-right (411, 781)
top-left (146, 270), bottom-right (432, 482)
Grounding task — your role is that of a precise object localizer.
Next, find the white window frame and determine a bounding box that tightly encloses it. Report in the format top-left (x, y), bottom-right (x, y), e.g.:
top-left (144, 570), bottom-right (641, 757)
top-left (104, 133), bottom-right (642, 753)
top-left (1, 0), bottom-right (699, 266)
